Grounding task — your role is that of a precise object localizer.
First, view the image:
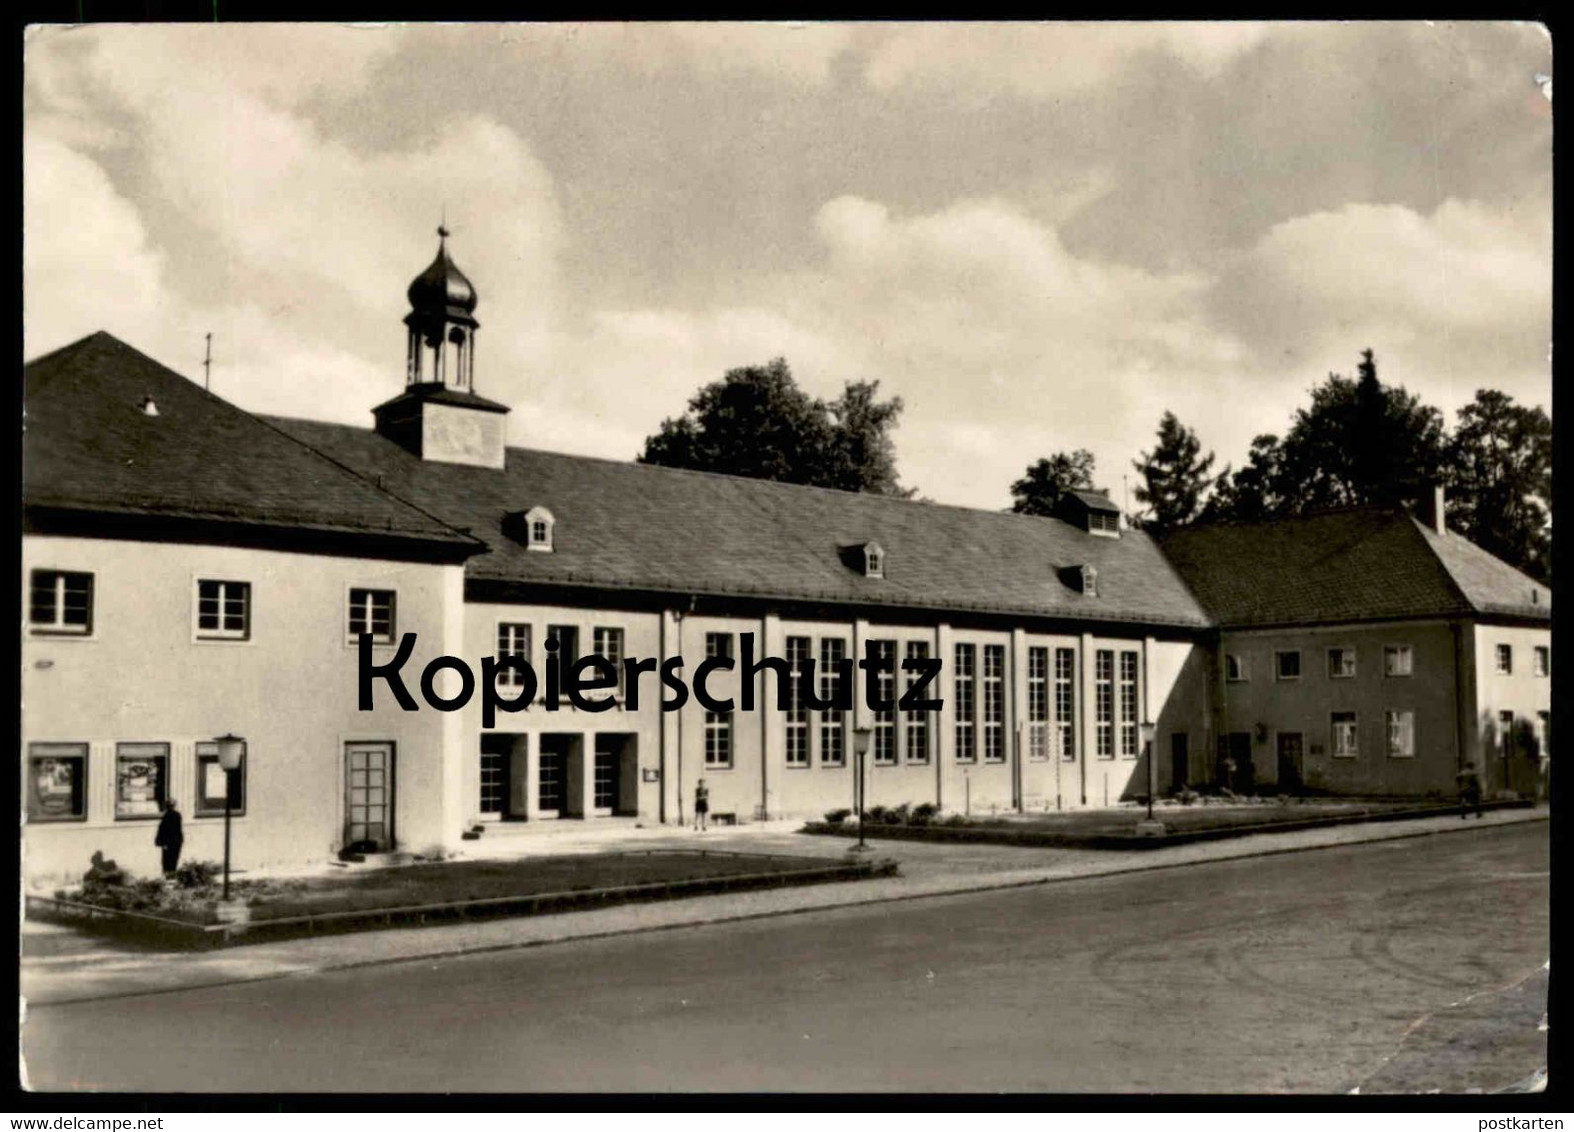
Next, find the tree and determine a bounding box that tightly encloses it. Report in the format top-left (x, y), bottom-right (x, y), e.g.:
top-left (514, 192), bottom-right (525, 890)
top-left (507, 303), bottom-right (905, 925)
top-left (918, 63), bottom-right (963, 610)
top-left (1274, 349), bottom-right (1447, 512)
top-left (1446, 389), bottom-right (1551, 582)
top-left (1200, 350), bottom-right (1448, 524)
top-left (1132, 413), bottom-right (1216, 532)
top-left (824, 380), bottom-right (912, 497)
top-left (1198, 434), bottom-right (1284, 524)
top-left (638, 358), bottom-right (913, 496)
top-left (1010, 449), bottom-right (1095, 517)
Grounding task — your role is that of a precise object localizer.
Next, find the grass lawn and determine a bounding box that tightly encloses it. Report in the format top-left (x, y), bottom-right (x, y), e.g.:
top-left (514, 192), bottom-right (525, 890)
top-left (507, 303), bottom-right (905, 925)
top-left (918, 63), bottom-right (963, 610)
top-left (45, 850), bottom-right (868, 933)
top-left (241, 850), bottom-right (830, 922)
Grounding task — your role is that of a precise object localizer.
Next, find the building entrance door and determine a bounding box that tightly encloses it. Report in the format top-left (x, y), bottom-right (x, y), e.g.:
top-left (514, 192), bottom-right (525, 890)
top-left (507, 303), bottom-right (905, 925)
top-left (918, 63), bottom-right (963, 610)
top-left (537, 737), bottom-right (566, 817)
top-left (344, 742), bottom-right (395, 852)
top-left (1276, 732), bottom-right (1304, 790)
top-left (480, 733), bottom-right (530, 820)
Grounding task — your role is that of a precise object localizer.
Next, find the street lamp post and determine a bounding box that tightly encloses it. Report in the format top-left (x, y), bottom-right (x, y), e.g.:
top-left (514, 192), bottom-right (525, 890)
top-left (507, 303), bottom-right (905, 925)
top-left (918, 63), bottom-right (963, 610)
top-left (1143, 721), bottom-right (1158, 820)
top-left (851, 726), bottom-right (873, 852)
top-left (1137, 721), bottom-right (1162, 837)
top-left (214, 733), bottom-right (246, 901)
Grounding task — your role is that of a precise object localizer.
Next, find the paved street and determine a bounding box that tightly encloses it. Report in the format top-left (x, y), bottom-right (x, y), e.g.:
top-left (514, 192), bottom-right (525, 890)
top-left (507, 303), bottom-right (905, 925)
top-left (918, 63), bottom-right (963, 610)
top-left (23, 822), bottom-right (1547, 1094)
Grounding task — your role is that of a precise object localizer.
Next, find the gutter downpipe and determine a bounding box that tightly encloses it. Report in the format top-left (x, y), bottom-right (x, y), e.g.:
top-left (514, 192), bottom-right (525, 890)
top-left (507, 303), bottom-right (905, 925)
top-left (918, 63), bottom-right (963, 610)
top-left (674, 599), bottom-right (693, 827)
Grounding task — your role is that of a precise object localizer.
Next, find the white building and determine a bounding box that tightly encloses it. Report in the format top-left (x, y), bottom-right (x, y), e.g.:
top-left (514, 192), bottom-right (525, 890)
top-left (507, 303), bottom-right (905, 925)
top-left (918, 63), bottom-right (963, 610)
top-left (23, 232), bottom-right (1545, 885)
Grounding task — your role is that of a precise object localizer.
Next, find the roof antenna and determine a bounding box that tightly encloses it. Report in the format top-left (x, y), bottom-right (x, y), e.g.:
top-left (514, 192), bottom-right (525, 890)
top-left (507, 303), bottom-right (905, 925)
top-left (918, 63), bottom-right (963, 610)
top-left (203, 332), bottom-right (212, 391)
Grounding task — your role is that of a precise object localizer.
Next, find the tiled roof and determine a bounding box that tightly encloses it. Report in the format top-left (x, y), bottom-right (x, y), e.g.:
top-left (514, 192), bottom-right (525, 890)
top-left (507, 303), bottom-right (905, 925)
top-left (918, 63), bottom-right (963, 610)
top-left (23, 333), bottom-right (481, 554)
top-left (266, 416), bottom-right (1213, 629)
top-left (1417, 522), bottom-right (1553, 621)
top-left (1158, 507), bottom-right (1550, 628)
top-left (1066, 489), bottom-right (1120, 512)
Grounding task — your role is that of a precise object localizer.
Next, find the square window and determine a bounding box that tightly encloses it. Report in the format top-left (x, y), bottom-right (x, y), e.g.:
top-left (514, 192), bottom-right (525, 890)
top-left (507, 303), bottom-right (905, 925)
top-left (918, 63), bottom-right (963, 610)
top-left (196, 579), bottom-right (251, 639)
top-left (1327, 647), bottom-right (1356, 679)
top-left (1384, 645), bottom-right (1413, 677)
top-left (1331, 712), bottom-right (1358, 758)
top-left (115, 743), bottom-right (169, 820)
top-left (1534, 646), bottom-right (1549, 677)
top-left (195, 741), bottom-right (247, 816)
top-left (29, 570), bottom-right (93, 635)
top-left (27, 744), bottom-right (87, 822)
top-left (1385, 711), bottom-right (1415, 758)
top-left (1224, 654), bottom-right (1247, 682)
top-left (1495, 644), bottom-right (1513, 675)
top-left (1276, 651), bottom-right (1301, 681)
top-left (349, 588), bottom-right (396, 644)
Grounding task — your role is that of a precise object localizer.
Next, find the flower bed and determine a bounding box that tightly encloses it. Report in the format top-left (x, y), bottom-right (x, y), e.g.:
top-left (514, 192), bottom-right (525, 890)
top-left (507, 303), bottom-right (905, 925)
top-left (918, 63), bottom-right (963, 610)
top-left (805, 798), bottom-right (1535, 850)
top-left (29, 849), bottom-right (898, 949)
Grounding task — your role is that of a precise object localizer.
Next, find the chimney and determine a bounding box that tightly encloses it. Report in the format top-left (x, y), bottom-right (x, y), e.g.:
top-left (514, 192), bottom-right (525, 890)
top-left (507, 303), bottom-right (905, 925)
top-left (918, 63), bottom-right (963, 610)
top-left (1421, 485), bottom-right (1446, 535)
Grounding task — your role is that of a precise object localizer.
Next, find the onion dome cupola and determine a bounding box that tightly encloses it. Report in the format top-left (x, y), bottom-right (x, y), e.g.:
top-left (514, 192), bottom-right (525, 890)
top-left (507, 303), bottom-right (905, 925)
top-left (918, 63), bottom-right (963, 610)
top-left (375, 226), bottom-right (511, 470)
top-left (404, 225), bottom-right (480, 391)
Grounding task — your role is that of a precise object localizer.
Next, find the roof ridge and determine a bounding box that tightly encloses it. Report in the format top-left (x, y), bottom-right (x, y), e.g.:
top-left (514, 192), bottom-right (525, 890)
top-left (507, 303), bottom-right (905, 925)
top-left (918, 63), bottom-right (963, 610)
top-left (260, 412), bottom-right (1117, 535)
top-left (1167, 501), bottom-right (1403, 536)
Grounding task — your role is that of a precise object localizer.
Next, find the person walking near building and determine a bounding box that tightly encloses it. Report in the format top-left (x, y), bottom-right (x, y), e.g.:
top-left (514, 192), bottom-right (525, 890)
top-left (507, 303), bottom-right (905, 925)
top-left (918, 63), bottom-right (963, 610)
top-left (693, 779), bottom-right (709, 832)
top-left (1457, 763), bottom-right (1484, 820)
top-left (155, 798), bottom-right (184, 875)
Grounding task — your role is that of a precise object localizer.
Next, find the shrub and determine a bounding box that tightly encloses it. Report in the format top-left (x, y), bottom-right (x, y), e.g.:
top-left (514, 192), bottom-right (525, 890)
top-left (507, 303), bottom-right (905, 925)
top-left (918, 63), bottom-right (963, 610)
top-left (942, 813), bottom-right (968, 828)
top-left (173, 859), bottom-right (222, 889)
top-left (1176, 787), bottom-right (1199, 806)
top-left (867, 805), bottom-right (888, 824)
top-left (823, 808), bottom-right (852, 825)
top-left (885, 803), bottom-right (910, 825)
top-left (910, 803), bottom-right (938, 826)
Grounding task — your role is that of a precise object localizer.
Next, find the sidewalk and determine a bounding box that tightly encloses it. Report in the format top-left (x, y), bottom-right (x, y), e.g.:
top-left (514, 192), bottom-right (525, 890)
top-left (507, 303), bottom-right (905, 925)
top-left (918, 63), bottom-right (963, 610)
top-left (21, 805), bottom-right (1547, 1008)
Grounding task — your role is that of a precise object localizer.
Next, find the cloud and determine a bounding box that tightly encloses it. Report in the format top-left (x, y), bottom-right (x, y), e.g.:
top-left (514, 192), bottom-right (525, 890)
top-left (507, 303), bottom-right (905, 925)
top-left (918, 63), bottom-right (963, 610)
top-left (1211, 195), bottom-right (1553, 412)
top-left (25, 24), bottom-right (565, 432)
top-left (496, 21), bottom-right (854, 86)
top-left (22, 24), bottom-right (1551, 516)
top-left (547, 195), bottom-right (1253, 505)
top-left (23, 135), bottom-right (167, 359)
top-left (864, 22), bottom-right (1273, 100)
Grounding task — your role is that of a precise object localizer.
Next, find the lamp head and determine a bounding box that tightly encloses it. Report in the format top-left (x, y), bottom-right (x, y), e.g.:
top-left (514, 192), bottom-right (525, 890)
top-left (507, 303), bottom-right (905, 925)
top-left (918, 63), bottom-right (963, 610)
top-left (214, 733), bottom-right (246, 771)
top-left (852, 727), bottom-right (873, 757)
top-left (1140, 721), bottom-right (1157, 746)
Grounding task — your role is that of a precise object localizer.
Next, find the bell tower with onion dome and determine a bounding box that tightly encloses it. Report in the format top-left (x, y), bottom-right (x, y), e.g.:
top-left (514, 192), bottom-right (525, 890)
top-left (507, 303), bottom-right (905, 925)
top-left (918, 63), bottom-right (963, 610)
top-left (373, 226), bottom-right (510, 469)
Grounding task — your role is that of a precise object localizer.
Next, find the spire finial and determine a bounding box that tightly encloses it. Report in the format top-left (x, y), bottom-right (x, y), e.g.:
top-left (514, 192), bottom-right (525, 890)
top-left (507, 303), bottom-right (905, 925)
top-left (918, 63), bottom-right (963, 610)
top-left (438, 205), bottom-right (449, 243)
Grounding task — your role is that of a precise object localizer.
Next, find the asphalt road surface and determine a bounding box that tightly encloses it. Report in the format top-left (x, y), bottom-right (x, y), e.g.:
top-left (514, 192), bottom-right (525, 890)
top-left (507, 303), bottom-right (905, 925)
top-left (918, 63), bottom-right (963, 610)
top-left (24, 822), bottom-right (1548, 1094)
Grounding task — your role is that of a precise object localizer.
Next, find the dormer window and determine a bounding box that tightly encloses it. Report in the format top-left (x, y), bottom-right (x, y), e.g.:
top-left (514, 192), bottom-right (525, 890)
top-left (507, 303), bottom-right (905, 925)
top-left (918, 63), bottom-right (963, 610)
top-left (863, 542), bottom-right (885, 579)
top-left (1080, 565), bottom-right (1098, 597)
top-left (525, 506), bottom-right (554, 552)
top-left (1054, 489), bottom-right (1122, 538)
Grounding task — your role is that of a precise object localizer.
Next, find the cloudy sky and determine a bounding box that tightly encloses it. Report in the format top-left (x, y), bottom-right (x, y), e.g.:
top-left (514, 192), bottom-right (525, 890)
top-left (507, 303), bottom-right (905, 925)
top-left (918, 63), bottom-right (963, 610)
top-left (23, 22), bottom-right (1551, 510)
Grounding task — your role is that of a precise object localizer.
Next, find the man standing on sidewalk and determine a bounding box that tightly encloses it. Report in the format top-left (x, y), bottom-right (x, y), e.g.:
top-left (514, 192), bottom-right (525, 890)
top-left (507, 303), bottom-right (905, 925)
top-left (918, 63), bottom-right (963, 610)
top-left (155, 797), bottom-right (184, 875)
top-left (693, 779), bottom-right (710, 832)
top-left (1457, 763), bottom-right (1484, 819)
